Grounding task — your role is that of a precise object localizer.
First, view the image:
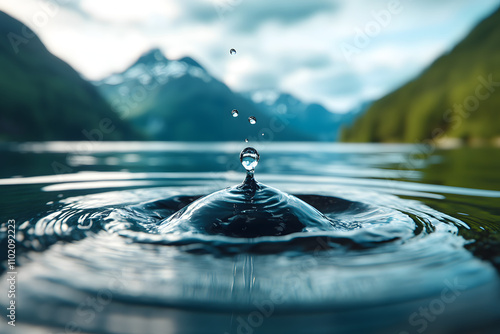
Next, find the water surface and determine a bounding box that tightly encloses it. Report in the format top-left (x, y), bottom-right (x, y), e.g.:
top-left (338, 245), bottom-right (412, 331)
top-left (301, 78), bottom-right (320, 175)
top-left (0, 142), bottom-right (499, 334)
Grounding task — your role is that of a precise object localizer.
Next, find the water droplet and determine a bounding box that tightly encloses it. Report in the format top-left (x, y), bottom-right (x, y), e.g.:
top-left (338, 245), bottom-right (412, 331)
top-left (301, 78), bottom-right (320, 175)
top-left (231, 109), bottom-right (239, 117)
top-left (248, 116), bottom-right (257, 125)
top-left (230, 48), bottom-right (237, 55)
top-left (261, 133), bottom-right (264, 136)
top-left (240, 147), bottom-right (259, 172)
top-left (245, 138), bottom-right (249, 143)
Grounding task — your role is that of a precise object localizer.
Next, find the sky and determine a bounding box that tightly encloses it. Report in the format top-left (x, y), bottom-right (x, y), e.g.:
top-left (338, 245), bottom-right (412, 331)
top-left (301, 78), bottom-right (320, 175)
top-left (1, 0), bottom-right (500, 112)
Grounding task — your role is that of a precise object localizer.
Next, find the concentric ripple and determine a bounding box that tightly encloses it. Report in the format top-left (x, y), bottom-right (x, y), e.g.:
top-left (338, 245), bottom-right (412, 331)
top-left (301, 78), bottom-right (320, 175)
top-left (2, 178), bottom-right (498, 334)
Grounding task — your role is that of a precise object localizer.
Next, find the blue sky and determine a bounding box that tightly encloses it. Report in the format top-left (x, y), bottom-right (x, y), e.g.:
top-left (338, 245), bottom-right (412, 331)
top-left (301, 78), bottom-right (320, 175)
top-left (1, 0), bottom-right (499, 112)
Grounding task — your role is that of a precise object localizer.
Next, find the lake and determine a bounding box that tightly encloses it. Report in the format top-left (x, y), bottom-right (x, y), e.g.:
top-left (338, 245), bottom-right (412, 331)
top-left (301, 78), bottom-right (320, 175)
top-left (0, 142), bottom-right (499, 334)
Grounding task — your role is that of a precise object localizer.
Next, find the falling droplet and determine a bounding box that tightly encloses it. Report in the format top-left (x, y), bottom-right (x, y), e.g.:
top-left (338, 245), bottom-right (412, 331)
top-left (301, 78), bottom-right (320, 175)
top-left (261, 133), bottom-right (265, 136)
top-left (245, 138), bottom-right (249, 143)
top-left (231, 109), bottom-right (239, 117)
top-left (240, 147), bottom-right (260, 172)
top-left (248, 116), bottom-right (257, 125)
top-left (230, 48), bottom-right (237, 55)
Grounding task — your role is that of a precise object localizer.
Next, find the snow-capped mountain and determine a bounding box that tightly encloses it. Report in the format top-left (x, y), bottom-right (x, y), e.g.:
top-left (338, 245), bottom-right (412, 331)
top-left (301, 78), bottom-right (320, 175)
top-left (94, 48), bottom-right (362, 141)
top-left (100, 49), bottom-right (211, 88)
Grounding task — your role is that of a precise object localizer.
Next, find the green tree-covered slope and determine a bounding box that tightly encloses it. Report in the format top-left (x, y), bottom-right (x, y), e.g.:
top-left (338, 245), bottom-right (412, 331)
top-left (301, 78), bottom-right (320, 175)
top-left (342, 7), bottom-right (500, 143)
top-left (0, 12), bottom-right (136, 141)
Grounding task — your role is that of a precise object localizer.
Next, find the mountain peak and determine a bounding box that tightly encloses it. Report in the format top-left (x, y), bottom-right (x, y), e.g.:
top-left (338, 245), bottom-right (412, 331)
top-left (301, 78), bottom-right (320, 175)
top-left (133, 48), bottom-right (168, 67)
top-left (130, 49), bottom-right (206, 71)
top-left (0, 11), bottom-right (136, 141)
top-left (0, 11), bottom-right (45, 55)
top-left (178, 56), bottom-right (204, 70)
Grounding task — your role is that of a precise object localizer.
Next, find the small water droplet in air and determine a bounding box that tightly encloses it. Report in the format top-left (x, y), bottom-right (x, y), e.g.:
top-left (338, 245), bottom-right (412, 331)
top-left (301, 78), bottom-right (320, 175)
top-left (231, 109), bottom-right (239, 117)
top-left (261, 133), bottom-right (264, 136)
top-left (248, 116), bottom-right (257, 125)
top-left (240, 147), bottom-right (260, 172)
top-left (230, 48), bottom-right (237, 55)
top-left (245, 138), bottom-right (249, 143)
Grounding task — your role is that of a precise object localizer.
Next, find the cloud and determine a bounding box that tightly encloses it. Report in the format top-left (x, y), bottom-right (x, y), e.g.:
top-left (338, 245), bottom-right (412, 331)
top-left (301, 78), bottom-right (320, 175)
top-left (172, 0), bottom-right (338, 32)
top-left (280, 68), bottom-right (364, 112)
top-left (79, 0), bottom-right (180, 23)
top-left (1, 0), bottom-right (499, 112)
top-left (219, 0), bottom-right (338, 32)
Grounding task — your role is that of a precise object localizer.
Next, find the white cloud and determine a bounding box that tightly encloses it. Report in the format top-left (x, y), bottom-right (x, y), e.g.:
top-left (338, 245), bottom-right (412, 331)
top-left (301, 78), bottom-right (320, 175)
top-left (79, 0), bottom-right (180, 23)
top-left (1, 0), bottom-right (499, 112)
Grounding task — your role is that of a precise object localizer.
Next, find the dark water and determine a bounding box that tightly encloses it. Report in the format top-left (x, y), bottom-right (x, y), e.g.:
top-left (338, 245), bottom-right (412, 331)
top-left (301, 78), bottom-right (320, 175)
top-left (0, 142), bottom-right (499, 334)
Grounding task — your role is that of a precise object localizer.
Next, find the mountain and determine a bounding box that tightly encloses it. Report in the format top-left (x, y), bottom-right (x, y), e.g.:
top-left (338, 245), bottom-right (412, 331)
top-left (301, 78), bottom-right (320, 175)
top-left (341, 6), bottom-right (500, 144)
top-left (95, 49), bottom-right (312, 141)
top-left (0, 11), bottom-right (136, 142)
top-left (249, 91), bottom-right (366, 141)
top-left (95, 49), bottom-right (356, 142)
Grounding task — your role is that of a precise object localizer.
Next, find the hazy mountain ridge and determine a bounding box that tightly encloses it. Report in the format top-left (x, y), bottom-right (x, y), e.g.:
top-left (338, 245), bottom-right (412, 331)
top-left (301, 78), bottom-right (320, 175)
top-left (0, 11), bottom-right (136, 142)
top-left (95, 48), bottom-right (359, 141)
top-left (0, 10), bottom-right (363, 143)
top-left (341, 6), bottom-right (500, 144)
top-left (249, 91), bottom-right (366, 141)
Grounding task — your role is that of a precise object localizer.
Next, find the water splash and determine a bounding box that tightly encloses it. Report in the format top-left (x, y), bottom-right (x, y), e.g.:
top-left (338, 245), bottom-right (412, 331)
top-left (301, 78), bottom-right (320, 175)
top-left (154, 147), bottom-right (345, 238)
top-left (5, 143), bottom-right (500, 334)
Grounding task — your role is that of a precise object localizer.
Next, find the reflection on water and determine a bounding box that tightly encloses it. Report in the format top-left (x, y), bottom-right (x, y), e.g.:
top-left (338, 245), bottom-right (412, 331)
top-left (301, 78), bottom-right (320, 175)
top-left (0, 142), bottom-right (499, 334)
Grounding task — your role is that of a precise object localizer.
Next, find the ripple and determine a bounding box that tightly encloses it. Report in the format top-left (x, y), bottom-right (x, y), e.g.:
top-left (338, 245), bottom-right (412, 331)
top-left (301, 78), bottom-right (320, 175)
top-left (2, 143), bottom-right (500, 334)
top-left (2, 179), bottom-right (498, 334)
